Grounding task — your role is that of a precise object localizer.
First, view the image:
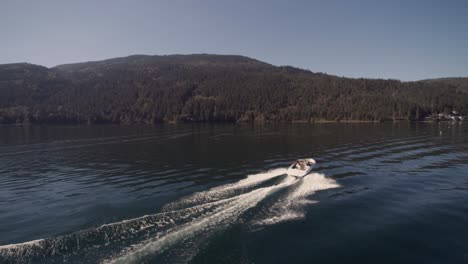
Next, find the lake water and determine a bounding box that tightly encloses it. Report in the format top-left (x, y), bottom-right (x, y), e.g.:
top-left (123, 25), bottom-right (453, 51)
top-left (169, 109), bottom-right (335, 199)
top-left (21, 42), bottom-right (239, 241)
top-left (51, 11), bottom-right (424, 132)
top-left (0, 123), bottom-right (467, 263)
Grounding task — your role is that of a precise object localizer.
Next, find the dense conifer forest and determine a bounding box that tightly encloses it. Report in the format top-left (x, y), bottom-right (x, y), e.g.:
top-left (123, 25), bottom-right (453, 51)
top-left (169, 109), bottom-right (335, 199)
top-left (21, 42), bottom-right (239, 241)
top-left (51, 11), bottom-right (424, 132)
top-left (0, 54), bottom-right (467, 124)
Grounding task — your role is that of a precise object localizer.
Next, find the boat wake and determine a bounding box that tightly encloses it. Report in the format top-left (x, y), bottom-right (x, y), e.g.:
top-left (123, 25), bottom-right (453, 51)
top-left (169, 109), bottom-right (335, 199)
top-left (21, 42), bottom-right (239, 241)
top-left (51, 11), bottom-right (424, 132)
top-left (0, 169), bottom-right (339, 264)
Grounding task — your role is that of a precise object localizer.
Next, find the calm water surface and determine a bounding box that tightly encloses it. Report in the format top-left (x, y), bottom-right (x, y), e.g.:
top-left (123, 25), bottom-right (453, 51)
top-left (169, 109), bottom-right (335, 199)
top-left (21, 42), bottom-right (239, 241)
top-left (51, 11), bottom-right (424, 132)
top-left (0, 123), bottom-right (467, 263)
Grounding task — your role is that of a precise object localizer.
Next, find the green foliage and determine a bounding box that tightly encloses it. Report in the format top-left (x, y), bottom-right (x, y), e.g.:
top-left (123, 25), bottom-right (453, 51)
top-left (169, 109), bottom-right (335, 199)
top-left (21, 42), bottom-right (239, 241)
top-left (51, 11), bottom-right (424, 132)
top-left (0, 55), bottom-right (467, 124)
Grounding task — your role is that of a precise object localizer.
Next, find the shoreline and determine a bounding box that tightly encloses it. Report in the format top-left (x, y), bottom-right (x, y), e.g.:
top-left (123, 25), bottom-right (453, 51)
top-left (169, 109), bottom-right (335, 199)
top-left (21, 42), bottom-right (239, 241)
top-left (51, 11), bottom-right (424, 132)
top-left (0, 120), bottom-right (464, 126)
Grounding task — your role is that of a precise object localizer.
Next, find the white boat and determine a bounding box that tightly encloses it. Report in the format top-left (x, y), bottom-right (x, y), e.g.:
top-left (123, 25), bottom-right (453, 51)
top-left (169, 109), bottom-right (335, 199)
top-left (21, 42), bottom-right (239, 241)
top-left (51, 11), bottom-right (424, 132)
top-left (287, 158), bottom-right (316, 177)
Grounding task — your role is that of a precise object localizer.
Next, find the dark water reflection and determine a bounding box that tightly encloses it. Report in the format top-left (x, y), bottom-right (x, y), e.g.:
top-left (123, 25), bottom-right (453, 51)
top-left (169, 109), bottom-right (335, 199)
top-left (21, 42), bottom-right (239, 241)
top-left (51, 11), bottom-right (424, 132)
top-left (0, 123), bottom-right (467, 263)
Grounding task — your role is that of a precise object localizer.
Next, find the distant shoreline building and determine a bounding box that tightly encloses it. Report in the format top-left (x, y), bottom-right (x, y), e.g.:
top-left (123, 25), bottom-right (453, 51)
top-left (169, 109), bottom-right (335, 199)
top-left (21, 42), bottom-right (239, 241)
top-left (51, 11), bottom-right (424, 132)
top-left (426, 110), bottom-right (466, 121)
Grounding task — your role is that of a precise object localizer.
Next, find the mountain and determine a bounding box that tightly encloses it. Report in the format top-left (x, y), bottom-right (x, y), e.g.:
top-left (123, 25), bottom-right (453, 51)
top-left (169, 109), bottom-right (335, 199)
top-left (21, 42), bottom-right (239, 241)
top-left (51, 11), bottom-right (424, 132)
top-left (0, 54), bottom-right (467, 124)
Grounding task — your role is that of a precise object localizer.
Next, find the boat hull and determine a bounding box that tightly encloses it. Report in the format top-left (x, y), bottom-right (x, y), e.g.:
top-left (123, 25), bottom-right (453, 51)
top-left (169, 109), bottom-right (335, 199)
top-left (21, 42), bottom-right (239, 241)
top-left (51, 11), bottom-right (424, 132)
top-left (286, 158), bottom-right (316, 177)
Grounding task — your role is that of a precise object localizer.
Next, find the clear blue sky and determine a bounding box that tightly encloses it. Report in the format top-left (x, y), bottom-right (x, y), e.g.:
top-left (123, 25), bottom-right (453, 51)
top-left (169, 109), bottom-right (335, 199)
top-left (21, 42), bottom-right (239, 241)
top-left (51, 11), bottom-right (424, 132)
top-left (1, 0), bottom-right (467, 80)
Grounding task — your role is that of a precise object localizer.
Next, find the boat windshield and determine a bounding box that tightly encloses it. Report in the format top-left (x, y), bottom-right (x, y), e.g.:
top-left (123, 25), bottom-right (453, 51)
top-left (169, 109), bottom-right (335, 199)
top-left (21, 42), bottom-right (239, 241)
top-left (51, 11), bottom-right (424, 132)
top-left (291, 159), bottom-right (307, 170)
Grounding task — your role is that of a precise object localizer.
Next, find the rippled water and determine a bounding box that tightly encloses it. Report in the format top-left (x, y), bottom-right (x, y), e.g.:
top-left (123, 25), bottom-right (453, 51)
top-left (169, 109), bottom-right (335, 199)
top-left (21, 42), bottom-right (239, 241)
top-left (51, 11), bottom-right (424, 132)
top-left (0, 123), bottom-right (467, 263)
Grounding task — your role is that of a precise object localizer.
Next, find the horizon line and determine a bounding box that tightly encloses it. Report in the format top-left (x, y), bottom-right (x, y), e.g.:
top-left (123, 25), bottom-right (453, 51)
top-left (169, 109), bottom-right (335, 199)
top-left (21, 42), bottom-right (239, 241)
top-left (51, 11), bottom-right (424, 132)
top-left (1, 53), bottom-right (467, 82)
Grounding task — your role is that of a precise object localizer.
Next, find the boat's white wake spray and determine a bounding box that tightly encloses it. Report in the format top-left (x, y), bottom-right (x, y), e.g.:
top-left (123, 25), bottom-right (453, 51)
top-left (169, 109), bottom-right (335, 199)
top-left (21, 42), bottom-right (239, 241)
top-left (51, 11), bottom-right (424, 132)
top-left (105, 170), bottom-right (339, 263)
top-left (163, 168), bottom-right (288, 211)
top-left (251, 173), bottom-right (340, 226)
top-left (106, 175), bottom-right (297, 264)
top-left (0, 168), bottom-right (340, 264)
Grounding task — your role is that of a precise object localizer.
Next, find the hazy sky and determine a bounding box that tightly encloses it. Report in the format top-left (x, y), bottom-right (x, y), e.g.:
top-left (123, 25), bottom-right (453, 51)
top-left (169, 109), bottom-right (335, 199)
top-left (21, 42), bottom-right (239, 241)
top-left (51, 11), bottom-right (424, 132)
top-left (1, 0), bottom-right (467, 80)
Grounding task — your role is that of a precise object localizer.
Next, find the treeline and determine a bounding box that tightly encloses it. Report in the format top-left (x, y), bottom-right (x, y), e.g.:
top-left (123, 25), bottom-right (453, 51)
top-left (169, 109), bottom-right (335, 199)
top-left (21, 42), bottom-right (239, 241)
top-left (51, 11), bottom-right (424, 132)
top-left (0, 54), bottom-right (467, 124)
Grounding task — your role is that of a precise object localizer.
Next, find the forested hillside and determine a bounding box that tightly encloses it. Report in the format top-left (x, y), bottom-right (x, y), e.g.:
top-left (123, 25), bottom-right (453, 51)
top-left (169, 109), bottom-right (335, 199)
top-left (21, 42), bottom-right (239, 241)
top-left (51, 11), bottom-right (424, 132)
top-left (0, 54), bottom-right (467, 124)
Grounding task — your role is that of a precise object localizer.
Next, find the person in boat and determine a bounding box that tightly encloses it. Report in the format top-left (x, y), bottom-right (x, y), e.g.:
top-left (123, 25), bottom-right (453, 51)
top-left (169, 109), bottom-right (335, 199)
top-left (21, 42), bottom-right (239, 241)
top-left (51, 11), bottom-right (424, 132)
top-left (293, 160), bottom-right (299, 169)
top-left (294, 159), bottom-right (306, 170)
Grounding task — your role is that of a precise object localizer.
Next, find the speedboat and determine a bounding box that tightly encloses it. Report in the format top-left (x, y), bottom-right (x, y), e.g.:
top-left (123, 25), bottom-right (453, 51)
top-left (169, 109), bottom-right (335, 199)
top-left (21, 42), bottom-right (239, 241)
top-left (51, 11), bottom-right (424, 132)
top-left (287, 158), bottom-right (316, 177)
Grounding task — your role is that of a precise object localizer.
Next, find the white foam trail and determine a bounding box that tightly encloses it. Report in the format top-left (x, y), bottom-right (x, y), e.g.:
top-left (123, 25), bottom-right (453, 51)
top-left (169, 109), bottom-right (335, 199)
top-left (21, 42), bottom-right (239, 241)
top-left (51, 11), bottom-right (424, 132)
top-left (0, 169), bottom-right (286, 258)
top-left (0, 197), bottom-right (238, 262)
top-left (164, 168), bottom-right (287, 211)
top-left (211, 168), bottom-right (288, 192)
top-left (0, 239), bottom-right (44, 250)
top-left (104, 176), bottom-right (296, 264)
top-left (290, 173), bottom-right (340, 199)
top-left (1, 168), bottom-right (339, 264)
top-left (252, 173), bottom-right (339, 226)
